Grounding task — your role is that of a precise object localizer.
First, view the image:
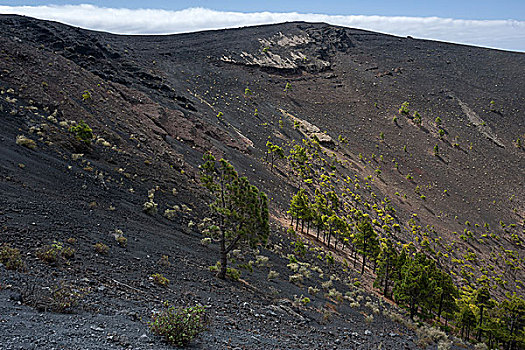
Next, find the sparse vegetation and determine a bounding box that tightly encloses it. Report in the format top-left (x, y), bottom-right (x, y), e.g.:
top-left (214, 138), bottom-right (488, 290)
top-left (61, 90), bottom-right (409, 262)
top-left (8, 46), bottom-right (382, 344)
top-left (2, 20), bottom-right (524, 350)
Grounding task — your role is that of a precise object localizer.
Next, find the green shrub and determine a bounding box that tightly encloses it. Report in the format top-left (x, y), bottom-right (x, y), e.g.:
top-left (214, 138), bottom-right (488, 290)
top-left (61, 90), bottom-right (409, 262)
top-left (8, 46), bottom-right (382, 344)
top-left (93, 242), bottom-right (109, 255)
top-left (308, 286), bottom-right (320, 295)
top-left (22, 280), bottom-right (84, 313)
top-left (36, 241), bottom-right (75, 264)
top-left (15, 135), bottom-right (37, 149)
top-left (267, 270), bottom-right (279, 280)
top-left (50, 281), bottom-right (84, 313)
top-left (114, 229), bottom-right (127, 247)
top-left (115, 235), bottom-right (127, 247)
top-left (0, 244), bottom-right (25, 271)
top-left (293, 239), bottom-right (307, 257)
top-left (209, 261), bottom-right (220, 272)
top-left (255, 255), bottom-right (269, 266)
top-left (81, 90), bottom-right (92, 101)
top-left (289, 273), bottom-right (304, 284)
top-left (143, 189), bottom-right (158, 215)
top-left (149, 302), bottom-right (208, 347)
top-left (287, 262), bottom-right (299, 272)
top-left (158, 255), bottom-right (170, 267)
top-left (399, 102), bottom-right (410, 115)
top-left (164, 208), bottom-right (177, 220)
top-left (226, 267), bottom-right (241, 281)
top-left (299, 266), bottom-right (311, 278)
top-left (413, 111), bottom-right (422, 125)
top-left (326, 288), bottom-right (343, 302)
top-left (416, 325), bottom-right (448, 348)
top-left (151, 273), bottom-right (170, 286)
top-left (321, 280), bottom-right (333, 290)
top-left (69, 120), bottom-right (93, 143)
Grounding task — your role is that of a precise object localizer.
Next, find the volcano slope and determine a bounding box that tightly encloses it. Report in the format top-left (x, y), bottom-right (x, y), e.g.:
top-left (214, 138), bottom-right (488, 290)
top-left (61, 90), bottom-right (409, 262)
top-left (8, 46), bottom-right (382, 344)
top-left (0, 15), bottom-right (524, 349)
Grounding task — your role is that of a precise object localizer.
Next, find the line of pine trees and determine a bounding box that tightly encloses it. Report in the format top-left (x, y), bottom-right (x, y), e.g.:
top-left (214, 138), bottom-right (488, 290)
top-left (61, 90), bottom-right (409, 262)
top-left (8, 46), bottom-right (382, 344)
top-left (280, 139), bottom-right (523, 349)
top-left (288, 185), bottom-right (524, 348)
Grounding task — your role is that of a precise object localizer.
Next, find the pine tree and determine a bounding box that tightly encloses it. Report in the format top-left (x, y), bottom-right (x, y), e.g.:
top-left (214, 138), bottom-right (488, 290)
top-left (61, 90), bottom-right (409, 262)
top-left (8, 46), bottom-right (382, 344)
top-left (266, 141), bottom-right (284, 172)
top-left (456, 302), bottom-right (477, 340)
top-left (393, 252), bottom-right (436, 319)
top-left (289, 189), bottom-right (310, 233)
top-left (434, 270), bottom-right (458, 322)
top-left (312, 190), bottom-right (328, 241)
top-left (352, 212), bottom-right (378, 275)
top-left (200, 153), bottom-right (269, 279)
top-left (374, 238), bottom-right (398, 298)
top-left (496, 293), bottom-right (525, 350)
top-left (335, 216), bottom-right (351, 251)
top-left (475, 286), bottom-right (492, 341)
top-left (288, 144), bottom-right (310, 185)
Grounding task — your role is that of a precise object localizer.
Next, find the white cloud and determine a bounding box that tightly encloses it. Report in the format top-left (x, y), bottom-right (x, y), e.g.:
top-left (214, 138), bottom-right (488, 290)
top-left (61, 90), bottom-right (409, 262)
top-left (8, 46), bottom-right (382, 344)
top-left (0, 4), bottom-right (524, 52)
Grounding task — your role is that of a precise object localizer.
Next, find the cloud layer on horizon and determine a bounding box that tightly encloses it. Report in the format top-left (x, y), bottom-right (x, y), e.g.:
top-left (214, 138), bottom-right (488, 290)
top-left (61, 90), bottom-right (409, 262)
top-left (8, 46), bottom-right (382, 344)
top-left (0, 4), bottom-right (524, 52)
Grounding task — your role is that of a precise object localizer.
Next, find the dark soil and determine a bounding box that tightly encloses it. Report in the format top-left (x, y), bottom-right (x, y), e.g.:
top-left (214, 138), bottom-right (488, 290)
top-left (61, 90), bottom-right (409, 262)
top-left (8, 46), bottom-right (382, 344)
top-left (0, 15), bottom-right (523, 349)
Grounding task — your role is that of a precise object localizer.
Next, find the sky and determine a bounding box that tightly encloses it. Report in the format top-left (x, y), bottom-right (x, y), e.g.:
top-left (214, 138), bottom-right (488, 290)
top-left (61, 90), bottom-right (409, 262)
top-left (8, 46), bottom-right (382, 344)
top-left (1, 1), bottom-right (524, 52)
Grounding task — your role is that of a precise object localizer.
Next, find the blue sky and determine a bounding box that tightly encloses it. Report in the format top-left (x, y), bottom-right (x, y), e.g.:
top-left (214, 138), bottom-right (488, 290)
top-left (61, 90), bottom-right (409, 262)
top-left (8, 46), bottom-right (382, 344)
top-left (2, 0), bottom-right (525, 20)
top-left (1, 1), bottom-right (524, 51)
